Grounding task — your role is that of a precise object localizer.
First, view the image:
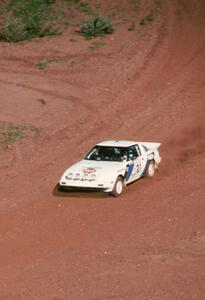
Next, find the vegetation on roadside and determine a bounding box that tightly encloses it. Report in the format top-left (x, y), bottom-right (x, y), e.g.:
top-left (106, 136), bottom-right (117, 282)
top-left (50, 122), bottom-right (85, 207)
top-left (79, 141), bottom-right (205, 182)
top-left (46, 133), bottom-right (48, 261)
top-left (128, 21), bottom-right (136, 31)
top-left (36, 57), bottom-right (58, 70)
top-left (77, 15), bottom-right (113, 40)
top-left (66, 0), bottom-right (92, 13)
top-left (0, 0), bottom-right (113, 42)
top-left (139, 12), bottom-right (154, 25)
top-left (0, 123), bottom-right (40, 146)
top-left (0, 0), bottom-right (58, 42)
top-left (0, 0), bottom-right (157, 43)
top-left (89, 41), bottom-right (105, 51)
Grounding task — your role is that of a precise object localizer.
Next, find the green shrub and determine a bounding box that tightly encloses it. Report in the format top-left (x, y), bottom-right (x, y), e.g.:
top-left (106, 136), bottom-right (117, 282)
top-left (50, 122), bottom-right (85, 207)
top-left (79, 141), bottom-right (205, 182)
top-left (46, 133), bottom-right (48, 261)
top-left (66, 0), bottom-right (80, 5)
top-left (78, 2), bottom-right (92, 13)
top-left (0, 17), bottom-right (27, 42)
top-left (45, 0), bottom-right (55, 4)
top-left (65, 1), bottom-right (92, 15)
top-left (36, 57), bottom-right (57, 70)
top-left (139, 13), bottom-right (154, 25)
top-left (78, 15), bottom-right (113, 39)
top-left (0, 0), bottom-right (58, 42)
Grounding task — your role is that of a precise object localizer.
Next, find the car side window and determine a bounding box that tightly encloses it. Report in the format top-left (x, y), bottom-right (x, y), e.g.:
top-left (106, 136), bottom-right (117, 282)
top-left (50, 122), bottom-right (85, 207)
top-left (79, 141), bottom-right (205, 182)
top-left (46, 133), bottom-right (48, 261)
top-left (127, 146), bottom-right (138, 161)
top-left (136, 144), bottom-right (141, 156)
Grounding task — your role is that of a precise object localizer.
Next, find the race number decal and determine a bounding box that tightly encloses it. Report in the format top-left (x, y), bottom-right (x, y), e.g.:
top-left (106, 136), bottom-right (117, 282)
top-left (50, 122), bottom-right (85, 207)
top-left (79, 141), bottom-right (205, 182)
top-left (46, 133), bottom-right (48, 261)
top-left (133, 163), bottom-right (141, 175)
top-left (132, 157), bottom-right (141, 175)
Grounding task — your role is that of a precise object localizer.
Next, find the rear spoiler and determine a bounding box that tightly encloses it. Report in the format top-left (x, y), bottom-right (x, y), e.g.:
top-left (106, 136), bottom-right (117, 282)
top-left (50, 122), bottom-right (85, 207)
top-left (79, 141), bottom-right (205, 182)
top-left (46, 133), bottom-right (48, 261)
top-left (141, 142), bottom-right (161, 150)
top-left (141, 142), bottom-right (161, 164)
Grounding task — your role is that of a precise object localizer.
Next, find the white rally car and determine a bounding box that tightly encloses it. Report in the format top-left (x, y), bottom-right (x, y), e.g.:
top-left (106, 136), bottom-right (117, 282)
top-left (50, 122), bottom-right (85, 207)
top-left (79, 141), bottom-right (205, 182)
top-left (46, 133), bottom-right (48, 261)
top-left (59, 140), bottom-right (161, 196)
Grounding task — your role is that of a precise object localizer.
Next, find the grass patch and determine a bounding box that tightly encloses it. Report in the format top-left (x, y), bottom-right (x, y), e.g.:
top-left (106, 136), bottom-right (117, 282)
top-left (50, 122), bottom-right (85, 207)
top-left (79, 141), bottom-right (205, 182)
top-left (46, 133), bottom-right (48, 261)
top-left (79, 2), bottom-right (92, 14)
top-left (65, 0), bottom-right (80, 5)
top-left (77, 15), bottom-right (113, 40)
top-left (0, 123), bottom-right (40, 146)
top-left (0, 17), bottom-right (28, 42)
top-left (64, 21), bottom-right (70, 27)
top-left (139, 12), bottom-right (154, 25)
top-left (89, 41), bottom-right (104, 51)
top-left (65, 0), bottom-right (92, 14)
top-left (0, 0), bottom-right (59, 42)
top-left (128, 21), bottom-right (136, 31)
top-left (0, 124), bottom-right (24, 145)
top-left (36, 57), bottom-right (58, 70)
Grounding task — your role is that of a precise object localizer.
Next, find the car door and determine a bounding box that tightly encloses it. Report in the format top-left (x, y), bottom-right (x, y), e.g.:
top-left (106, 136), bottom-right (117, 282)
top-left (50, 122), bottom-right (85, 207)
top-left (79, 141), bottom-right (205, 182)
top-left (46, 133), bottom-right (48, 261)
top-left (125, 145), bottom-right (147, 183)
top-left (136, 144), bottom-right (148, 177)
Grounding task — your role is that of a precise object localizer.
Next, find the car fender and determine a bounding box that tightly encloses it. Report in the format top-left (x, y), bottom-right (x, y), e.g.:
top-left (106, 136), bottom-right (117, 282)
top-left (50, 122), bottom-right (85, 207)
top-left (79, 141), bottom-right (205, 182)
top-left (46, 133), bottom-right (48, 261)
top-left (108, 168), bottom-right (126, 189)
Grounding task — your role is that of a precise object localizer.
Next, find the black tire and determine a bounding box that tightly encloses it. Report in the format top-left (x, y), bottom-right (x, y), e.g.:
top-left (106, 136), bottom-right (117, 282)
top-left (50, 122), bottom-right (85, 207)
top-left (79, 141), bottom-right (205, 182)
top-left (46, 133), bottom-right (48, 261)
top-left (57, 183), bottom-right (64, 192)
top-left (111, 177), bottom-right (124, 197)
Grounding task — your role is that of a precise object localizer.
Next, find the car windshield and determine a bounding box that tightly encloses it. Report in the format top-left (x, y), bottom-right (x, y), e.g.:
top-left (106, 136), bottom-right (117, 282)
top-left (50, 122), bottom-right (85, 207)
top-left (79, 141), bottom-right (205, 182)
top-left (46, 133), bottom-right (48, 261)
top-left (85, 146), bottom-right (129, 162)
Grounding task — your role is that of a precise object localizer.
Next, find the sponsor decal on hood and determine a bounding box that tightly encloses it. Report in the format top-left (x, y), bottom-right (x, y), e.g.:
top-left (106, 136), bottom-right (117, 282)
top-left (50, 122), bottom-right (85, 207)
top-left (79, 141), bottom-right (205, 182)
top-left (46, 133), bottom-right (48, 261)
top-left (82, 167), bottom-right (97, 174)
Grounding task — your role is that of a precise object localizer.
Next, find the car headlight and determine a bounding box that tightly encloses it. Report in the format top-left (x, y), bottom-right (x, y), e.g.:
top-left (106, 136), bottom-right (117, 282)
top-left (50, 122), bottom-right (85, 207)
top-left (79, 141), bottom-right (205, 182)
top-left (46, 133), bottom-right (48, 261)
top-left (89, 174), bottom-right (96, 181)
top-left (82, 173), bottom-right (89, 181)
top-left (65, 172), bottom-right (73, 180)
top-left (74, 173), bottom-right (81, 180)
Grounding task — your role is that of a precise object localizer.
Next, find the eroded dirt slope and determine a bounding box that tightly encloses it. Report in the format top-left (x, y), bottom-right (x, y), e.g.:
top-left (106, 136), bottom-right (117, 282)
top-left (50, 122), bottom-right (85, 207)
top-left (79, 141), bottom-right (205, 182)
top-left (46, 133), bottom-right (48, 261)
top-left (0, 0), bottom-right (205, 299)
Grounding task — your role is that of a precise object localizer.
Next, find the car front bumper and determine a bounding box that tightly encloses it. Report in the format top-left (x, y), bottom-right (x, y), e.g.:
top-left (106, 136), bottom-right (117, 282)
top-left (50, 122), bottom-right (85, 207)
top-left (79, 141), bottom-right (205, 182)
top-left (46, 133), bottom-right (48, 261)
top-left (59, 180), bottom-right (113, 192)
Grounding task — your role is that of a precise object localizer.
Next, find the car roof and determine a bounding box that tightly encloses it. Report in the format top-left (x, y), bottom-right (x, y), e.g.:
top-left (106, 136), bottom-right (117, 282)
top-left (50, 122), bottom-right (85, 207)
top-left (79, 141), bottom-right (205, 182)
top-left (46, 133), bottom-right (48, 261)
top-left (96, 140), bottom-right (137, 147)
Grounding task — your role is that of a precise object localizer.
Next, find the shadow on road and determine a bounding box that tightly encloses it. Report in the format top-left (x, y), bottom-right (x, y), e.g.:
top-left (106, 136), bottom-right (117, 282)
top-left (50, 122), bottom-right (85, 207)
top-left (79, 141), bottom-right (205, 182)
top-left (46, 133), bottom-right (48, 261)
top-left (52, 184), bottom-right (109, 199)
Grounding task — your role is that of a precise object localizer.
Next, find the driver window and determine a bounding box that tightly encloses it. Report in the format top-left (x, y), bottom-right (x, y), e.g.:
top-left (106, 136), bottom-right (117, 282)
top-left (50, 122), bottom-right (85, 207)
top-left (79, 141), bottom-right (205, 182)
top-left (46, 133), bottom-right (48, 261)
top-left (128, 146), bottom-right (138, 161)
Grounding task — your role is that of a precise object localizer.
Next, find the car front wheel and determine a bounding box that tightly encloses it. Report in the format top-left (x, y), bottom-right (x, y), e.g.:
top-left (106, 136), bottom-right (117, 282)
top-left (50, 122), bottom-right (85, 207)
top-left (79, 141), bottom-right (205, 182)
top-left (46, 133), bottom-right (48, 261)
top-left (111, 177), bottom-right (124, 197)
top-left (146, 160), bottom-right (155, 177)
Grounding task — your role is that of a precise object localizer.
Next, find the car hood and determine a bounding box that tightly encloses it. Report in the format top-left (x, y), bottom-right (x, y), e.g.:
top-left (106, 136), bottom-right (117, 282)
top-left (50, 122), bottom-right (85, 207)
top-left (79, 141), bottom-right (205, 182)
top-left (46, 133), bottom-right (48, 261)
top-left (62, 159), bottom-right (126, 177)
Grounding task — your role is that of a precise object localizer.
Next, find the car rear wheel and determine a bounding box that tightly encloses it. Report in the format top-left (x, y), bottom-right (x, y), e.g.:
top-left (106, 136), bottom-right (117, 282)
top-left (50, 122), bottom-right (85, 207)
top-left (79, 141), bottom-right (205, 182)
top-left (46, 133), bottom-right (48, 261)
top-left (146, 160), bottom-right (155, 177)
top-left (111, 177), bottom-right (124, 197)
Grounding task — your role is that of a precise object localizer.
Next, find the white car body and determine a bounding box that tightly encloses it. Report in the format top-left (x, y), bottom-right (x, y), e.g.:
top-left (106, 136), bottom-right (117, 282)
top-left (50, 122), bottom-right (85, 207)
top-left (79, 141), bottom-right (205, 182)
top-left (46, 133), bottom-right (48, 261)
top-left (59, 140), bottom-right (161, 196)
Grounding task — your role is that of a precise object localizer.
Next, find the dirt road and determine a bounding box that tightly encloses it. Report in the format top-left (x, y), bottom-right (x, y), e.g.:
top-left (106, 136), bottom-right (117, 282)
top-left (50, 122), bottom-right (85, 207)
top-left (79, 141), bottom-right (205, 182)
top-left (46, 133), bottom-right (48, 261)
top-left (0, 0), bottom-right (204, 299)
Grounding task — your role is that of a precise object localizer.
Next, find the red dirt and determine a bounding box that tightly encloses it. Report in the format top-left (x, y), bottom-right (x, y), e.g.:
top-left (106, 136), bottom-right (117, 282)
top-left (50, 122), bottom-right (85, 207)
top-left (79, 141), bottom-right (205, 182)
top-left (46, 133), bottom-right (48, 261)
top-left (0, 0), bottom-right (205, 299)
